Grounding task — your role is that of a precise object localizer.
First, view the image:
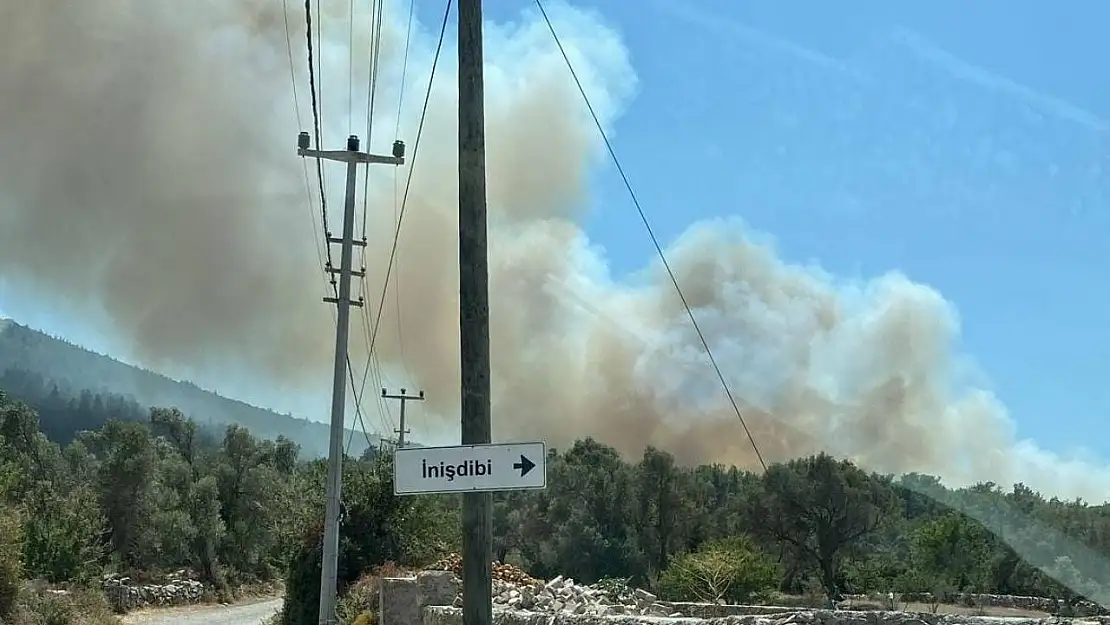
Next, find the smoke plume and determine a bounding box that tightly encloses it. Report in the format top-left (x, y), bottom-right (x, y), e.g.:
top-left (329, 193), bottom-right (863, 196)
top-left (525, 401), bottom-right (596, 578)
top-left (1, 0), bottom-right (1107, 501)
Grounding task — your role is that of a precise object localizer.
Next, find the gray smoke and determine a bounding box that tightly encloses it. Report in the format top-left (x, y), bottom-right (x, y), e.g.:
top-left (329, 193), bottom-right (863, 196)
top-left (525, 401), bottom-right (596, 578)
top-left (1, 0), bottom-right (1107, 501)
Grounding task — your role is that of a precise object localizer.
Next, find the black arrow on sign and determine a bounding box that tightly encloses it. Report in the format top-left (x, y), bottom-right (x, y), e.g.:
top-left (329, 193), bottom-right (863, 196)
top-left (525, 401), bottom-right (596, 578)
top-left (513, 454), bottom-right (536, 477)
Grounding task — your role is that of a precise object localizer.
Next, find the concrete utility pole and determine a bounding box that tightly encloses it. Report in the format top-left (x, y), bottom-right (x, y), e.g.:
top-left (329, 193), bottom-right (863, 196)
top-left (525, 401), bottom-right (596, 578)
top-left (297, 131), bottom-right (405, 625)
top-left (381, 387), bottom-right (425, 448)
top-left (457, 2), bottom-right (493, 625)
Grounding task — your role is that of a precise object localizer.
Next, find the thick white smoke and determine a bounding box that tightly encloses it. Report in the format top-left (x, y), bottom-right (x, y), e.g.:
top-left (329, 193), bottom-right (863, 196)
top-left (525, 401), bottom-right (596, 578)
top-left (0, 0), bottom-right (1106, 501)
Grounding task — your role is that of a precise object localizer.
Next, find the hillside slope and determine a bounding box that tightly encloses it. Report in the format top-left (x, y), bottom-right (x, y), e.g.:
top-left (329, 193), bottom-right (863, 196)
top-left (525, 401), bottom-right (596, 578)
top-left (0, 319), bottom-right (378, 457)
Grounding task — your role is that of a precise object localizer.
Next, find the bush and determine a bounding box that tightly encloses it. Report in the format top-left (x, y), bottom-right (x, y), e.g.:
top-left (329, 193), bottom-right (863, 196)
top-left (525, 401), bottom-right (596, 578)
top-left (657, 536), bottom-right (777, 605)
top-left (280, 520), bottom-right (325, 625)
top-left (334, 570), bottom-right (384, 625)
top-left (8, 587), bottom-right (120, 625)
top-left (21, 485), bottom-right (106, 584)
top-left (0, 505), bottom-right (23, 619)
top-left (280, 458), bottom-right (454, 625)
top-left (332, 563), bottom-right (415, 625)
top-left (594, 577), bottom-right (635, 603)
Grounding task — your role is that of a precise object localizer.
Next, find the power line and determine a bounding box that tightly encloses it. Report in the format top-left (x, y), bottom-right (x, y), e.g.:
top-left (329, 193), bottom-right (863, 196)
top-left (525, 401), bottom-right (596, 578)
top-left (395, 0), bottom-right (417, 133)
top-left (534, 0), bottom-right (768, 471)
top-left (350, 0), bottom-right (399, 415)
top-left (359, 0), bottom-right (392, 408)
top-left (360, 0), bottom-right (386, 233)
top-left (392, 0), bottom-right (418, 372)
top-left (350, 0), bottom-right (396, 447)
top-left (282, 0), bottom-right (305, 132)
top-left (304, 0), bottom-right (337, 286)
top-left (347, 310), bottom-right (391, 454)
top-left (355, 0), bottom-right (452, 404)
top-left (344, 0), bottom-right (430, 447)
top-left (347, 0), bottom-right (355, 136)
top-left (293, 0), bottom-right (378, 456)
top-left (282, 0), bottom-right (326, 276)
top-left (291, 0), bottom-right (405, 458)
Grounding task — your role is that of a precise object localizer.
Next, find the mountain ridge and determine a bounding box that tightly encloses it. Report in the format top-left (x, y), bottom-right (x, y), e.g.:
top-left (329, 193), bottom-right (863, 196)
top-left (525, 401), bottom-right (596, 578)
top-left (0, 319), bottom-right (381, 457)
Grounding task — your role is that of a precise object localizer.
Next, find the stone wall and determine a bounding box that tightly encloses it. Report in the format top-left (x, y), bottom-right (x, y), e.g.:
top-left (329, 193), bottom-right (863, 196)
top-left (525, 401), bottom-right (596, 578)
top-left (100, 572), bottom-right (208, 612)
top-left (843, 593), bottom-right (1107, 617)
top-left (659, 603), bottom-right (818, 619)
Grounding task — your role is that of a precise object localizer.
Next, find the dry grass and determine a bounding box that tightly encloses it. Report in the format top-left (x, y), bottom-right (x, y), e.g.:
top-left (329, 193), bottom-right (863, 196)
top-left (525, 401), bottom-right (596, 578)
top-left (916, 603), bottom-right (1049, 617)
top-left (232, 579), bottom-right (285, 602)
top-left (333, 563), bottom-right (416, 625)
top-left (831, 598), bottom-right (1050, 618)
top-left (3, 587), bottom-right (122, 625)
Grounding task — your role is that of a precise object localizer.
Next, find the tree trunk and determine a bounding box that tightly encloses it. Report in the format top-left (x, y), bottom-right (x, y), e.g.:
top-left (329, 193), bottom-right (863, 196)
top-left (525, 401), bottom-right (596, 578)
top-left (818, 557), bottom-right (839, 606)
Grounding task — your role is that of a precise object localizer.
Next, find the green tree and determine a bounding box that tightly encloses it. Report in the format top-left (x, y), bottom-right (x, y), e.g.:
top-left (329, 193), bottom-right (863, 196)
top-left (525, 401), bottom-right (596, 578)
top-left (634, 447), bottom-right (698, 576)
top-left (189, 474), bottom-right (225, 583)
top-left (21, 482), bottom-right (106, 583)
top-left (0, 455), bottom-right (23, 619)
top-left (216, 424), bottom-right (286, 577)
top-left (516, 440), bottom-right (640, 584)
top-left (746, 453), bottom-right (897, 601)
top-left (910, 512), bottom-right (991, 594)
top-left (81, 419), bottom-right (159, 569)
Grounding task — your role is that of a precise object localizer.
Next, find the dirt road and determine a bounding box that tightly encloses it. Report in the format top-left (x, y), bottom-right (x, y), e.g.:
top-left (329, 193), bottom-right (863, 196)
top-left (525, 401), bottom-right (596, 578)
top-left (121, 597), bottom-right (283, 625)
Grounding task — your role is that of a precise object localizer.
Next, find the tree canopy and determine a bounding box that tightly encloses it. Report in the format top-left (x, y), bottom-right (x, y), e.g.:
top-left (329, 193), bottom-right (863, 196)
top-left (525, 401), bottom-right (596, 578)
top-left (2, 379), bottom-right (1109, 624)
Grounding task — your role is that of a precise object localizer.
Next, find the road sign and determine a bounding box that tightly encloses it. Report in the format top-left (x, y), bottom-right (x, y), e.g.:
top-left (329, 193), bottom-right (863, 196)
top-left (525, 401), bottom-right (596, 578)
top-left (393, 441), bottom-right (547, 495)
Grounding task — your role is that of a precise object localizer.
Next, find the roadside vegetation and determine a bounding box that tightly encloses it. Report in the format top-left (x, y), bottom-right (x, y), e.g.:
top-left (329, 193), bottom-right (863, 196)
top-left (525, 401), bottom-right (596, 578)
top-left (2, 385), bottom-right (1107, 625)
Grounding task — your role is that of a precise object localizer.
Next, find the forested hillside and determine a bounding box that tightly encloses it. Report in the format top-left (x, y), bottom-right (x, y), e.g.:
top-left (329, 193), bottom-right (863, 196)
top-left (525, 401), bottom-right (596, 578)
top-left (0, 320), bottom-right (376, 457)
top-left (2, 388), bottom-right (1108, 625)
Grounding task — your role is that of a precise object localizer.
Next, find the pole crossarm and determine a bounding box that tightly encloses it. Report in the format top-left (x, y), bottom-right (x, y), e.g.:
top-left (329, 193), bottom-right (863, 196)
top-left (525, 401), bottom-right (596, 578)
top-left (298, 147), bottom-right (405, 166)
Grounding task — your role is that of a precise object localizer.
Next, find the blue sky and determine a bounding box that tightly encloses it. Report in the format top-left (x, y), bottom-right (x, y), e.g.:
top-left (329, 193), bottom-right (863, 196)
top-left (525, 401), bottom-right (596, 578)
top-left (3, 0), bottom-right (1108, 465)
top-left (474, 0), bottom-right (1109, 459)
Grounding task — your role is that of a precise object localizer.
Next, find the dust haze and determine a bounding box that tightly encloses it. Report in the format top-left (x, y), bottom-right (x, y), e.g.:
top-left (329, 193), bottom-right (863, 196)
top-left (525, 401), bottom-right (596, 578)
top-left (1, 0), bottom-right (1106, 500)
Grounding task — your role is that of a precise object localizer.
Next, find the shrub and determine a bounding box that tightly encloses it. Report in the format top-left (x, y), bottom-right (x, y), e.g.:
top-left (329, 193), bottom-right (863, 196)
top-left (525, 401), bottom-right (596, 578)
top-left (280, 461), bottom-right (448, 625)
top-left (280, 520), bottom-right (325, 625)
top-left (594, 577), bottom-right (635, 603)
top-left (0, 505), bottom-right (23, 619)
top-left (335, 573), bottom-right (381, 625)
top-left (657, 535), bottom-right (777, 605)
top-left (21, 484), bottom-right (106, 584)
top-left (10, 586), bottom-right (120, 625)
top-left (334, 563), bottom-right (417, 625)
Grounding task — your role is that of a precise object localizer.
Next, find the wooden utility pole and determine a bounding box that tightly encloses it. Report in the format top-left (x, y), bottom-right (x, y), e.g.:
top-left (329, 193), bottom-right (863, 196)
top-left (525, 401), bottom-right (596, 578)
top-left (297, 132), bottom-right (405, 625)
top-left (381, 387), bottom-right (424, 447)
top-left (457, 2), bottom-right (493, 625)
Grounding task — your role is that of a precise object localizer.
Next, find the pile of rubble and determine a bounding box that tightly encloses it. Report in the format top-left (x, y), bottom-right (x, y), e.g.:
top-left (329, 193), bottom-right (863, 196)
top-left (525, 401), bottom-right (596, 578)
top-left (425, 555), bottom-right (672, 616)
top-left (426, 554), bottom-right (540, 587)
top-left (448, 574), bottom-right (679, 617)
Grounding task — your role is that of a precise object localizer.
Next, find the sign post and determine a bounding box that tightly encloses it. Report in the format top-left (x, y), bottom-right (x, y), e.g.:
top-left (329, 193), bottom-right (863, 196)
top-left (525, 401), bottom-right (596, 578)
top-left (393, 442), bottom-right (547, 496)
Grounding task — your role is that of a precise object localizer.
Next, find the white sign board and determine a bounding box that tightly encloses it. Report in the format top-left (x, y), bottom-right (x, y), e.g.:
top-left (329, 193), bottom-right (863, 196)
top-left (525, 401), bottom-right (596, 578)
top-left (393, 441), bottom-right (547, 495)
